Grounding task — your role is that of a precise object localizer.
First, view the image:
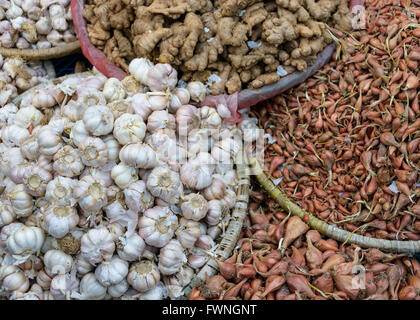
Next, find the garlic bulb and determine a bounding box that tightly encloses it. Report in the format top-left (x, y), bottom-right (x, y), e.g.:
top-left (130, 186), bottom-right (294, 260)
top-left (113, 113), bottom-right (146, 145)
top-left (107, 100), bottom-right (132, 119)
top-left (117, 232), bottom-right (145, 261)
top-left (80, 227), bottom-right (115, 265)
top-left (23, 165), bottom-right (52, 196)
top-left (204, 200), bottom-right (223, 226)
top-left (73, 175), bottom-right (107, 213)
top-left (102, 135), bottom-right (120, 162)
top-left (83, 105), bottom-right (114, 136)
top-left (180, 193), bottom-right (208, 221)
top-left (42, 205), bottom-right (79, 239)
top-left (138, 206), bottom-right (178, 248)
top-left (79, 137), bottom-right (109, 167)
top-left (37, 125), bottom-right (63, 156)
top-left (188, 247), bottom-right (208, 269)
top-left (147, 110), bottom-right (176, 132)
top-left (119, 143), bottom-right (157, 169)
top-left (211, 137), bottom-right (241, 163)
top-left (103, 78), bottom-right (126, 102)
top-left (108, 279), bottom-right (129, 298)
top-left (70, 120), bottom-right (89, 148)
top-left (111, 163), bottom-right (138, 189)
top-left (8, 184), bottom-right (33, 218)
top-left (14, 106), bottom-right (43, 129)
top-left (43, 249), bottom-right (73, 275)
top-left (123, 180), bottom-right (154, 213)
top-left (146, 166), bottom-right (183, 204)
top-left (0, 265), bottom-right (29, 293)
top-left (145, 64), bottom-right (177, 92)
top-left (163, 265), bottom-right (194, 299)
top-left (158, 239), bottom-right (186, 276)
top-left (95, 255), bottom-right (128, 287)
top-left (187, 81), bottom-right (207, 102)
top-left (78, 273), bottom-right (107, 300)
top-left (220, 188), bottom-right (236, 209)
top-left (203, 177), bottom-right (225, 200)
top-left (129, 58), bottom-right (154, 84)
top-left (80, 167), bottom-right (113, 187)
top-left (217, 103), bottom-right (232, 119)
top-left (176, 218), bottom-right (201, 249)
top-left (77, 89), bottom-right (106, 108)
top-left (176, 104), bottom-right (200, 135)
top-left (45, 176), bottom-right (76, 206)
top-left (9, 162), bottom-right (33, 184)
top-left (6, 225), bottom-right (45, 258)
top-left (1, 124), bottom-right (29, 147)
top-left (0, 200), bottom-right (16, 227)
top-left (61, 100), bottom-right (85, 122)
top-left (128, 93), bottom-right (153, 121)
top-left (127, 260), bottom-right (160, 292)
top-left (200, 106), bottom-right (222, 129)
top-left (53, 145), bottom-right (84, 177)
top-left (75, 254), bottom-right (94, 275)
top-left (138, 281), bottom-right (167, 300)
top-left (169, 88), bottom-right (190, 113)
top-left (50, 273), bottom-right (79, 300)
top-left (146, 92), bottom-right (169, 111)
top-left (180, 153), bottom-right (214, 190)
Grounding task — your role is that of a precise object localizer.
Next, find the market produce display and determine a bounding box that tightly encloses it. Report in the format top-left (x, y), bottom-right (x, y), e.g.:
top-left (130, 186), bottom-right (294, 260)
top-left (0, 0), bottom-right (76, 49)
top-left (0, 58), bottom-right (259, 300)
top-left (0, 54), bottom-right (53, 106)
top-left (82, 0), bottom-right (354, 94)
top-left (250, 0), bottom-right (420, 243)
top-left (189, 193), bottom-right (420, 300)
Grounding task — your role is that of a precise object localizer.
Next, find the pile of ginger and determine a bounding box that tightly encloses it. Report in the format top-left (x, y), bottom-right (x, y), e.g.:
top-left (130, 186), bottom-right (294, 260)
top-left (84, 0), bottom-right (354, 95)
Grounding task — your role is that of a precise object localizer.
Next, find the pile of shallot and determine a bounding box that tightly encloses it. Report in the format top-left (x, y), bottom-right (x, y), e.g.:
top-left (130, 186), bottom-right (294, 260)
top-left (190, 194), bottom-right (420, 300)
top-left (0, 54), bottom-right (51, 106)
top-left (251, 0), bottom-right (420, 240)
top-left (0, 0), bottom-right (76, 49)
top-left (0, 58), bottom-right (259, 300)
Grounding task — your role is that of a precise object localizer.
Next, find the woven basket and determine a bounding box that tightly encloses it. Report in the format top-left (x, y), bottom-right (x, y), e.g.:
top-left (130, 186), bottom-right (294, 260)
top-left (0, 41), bottom-right (81, 61)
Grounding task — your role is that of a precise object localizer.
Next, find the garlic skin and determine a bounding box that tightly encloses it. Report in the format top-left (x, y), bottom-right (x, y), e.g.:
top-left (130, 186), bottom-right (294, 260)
top-left (176, 218), bottom-right (201, 249)
top-left (119, 143), bottom-right (157, 169)
top-left (79, 137), bottom-right (109, 167)
top-left (163, 265), bottom-right (194, 299)
top-left (146, 64), bottom-right (177, 92)
top-left (80, 227), bottom-right (115, 265)
top-left (61, 100), bottom-right (86, 122)
top-left (73, 175), bottom-right (108, 213)
top-left (138, 281), bottom-right (167, 300)
top-left (117, 232), bottom-right (145, 262)
top-left (53, 145), bottom-right (84, 177)
top-left (146, 92), bottom-right (169, 111)
top-left (37, 125), bottom-right (63, 156)
top-left (138, 206), bottom-right (178, 248)
top-left (0, 265), bottom-right (30, 293)
top-left (8, 184), bottom-right (33, 218)
top-left (6, 225), bottom-right (45, 258)
top-left (123, 180), bottom-right (154, 213)
top-left (128, 93), bottom-right (153, 121)
top-left (169, 88), bottom-right (190, 113)
top-left (203, 178), bottom-right (225, 201)
top-left (217, 103), bottom-right (232, 119)
top-left (146, 110), bottom-right (176, 132)
top-left (176, 104), bottom-right (200, 135)
top-left (108, 279), bottom-right (128, 298)
top-left (50, 273), bottom-right (79, 300)
top-left (9, 162), bottom-right (33, 184)
top-left (95, 255), bottom-right (128, 287)
top-left (45, 176), bottom-right (76, 206)
top-left (129, 58), bottom-right (154, 84)
top-left (42, 205), bottom-right (79, 239)
top-left (204, 200), bottom-right (223, 226)
top-left (111, 163), bottom-right (138, 189)
top-left (43, 249), bottom-right (73, 275)
top-left (158, 239), bottom-right (187, 276)
top-left (180, 153), bottom-right (215, 190)
top-left (127, 260), bottom-right (160, 293)
top-left (70, 120), bottom-right (89, 148)
top-left (211, 137), bottom-right (241, 163)
top-left (220, 188), bottom-right (236, 209)
top-left (146, 166), bottom-right (183, 205)
top-left (78, 273), bottom-right (107, 300)
top-left (180, 193), bottom-right (208, 221)
top-left (83, 105), bottom-right (114, 136)
top-left (103, 78), bottom-right (126, 102)
top-left (188, 247), bottom-right (209, 269)
top-left (113, 113), bottom-right (146, 145)
top-left (187, 81), bottom-right (207, 102)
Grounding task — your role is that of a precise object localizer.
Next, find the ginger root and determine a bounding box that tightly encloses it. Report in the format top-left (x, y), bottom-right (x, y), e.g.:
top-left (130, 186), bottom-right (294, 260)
top-left (85, 0), bottom-right (355, 94)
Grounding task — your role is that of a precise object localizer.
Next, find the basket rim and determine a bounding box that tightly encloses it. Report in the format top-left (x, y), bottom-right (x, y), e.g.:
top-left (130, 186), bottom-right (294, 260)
top-left (0, 41), bottom-right (81, 61)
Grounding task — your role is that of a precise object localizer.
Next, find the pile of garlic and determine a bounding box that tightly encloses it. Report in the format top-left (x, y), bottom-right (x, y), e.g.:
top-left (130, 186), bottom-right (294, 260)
top-left (0, 0), bottom-right (76, 49)
top-left (0, 58), bottom-right (259, 300)
top-left (0, 54), bottom-right (50, 107)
